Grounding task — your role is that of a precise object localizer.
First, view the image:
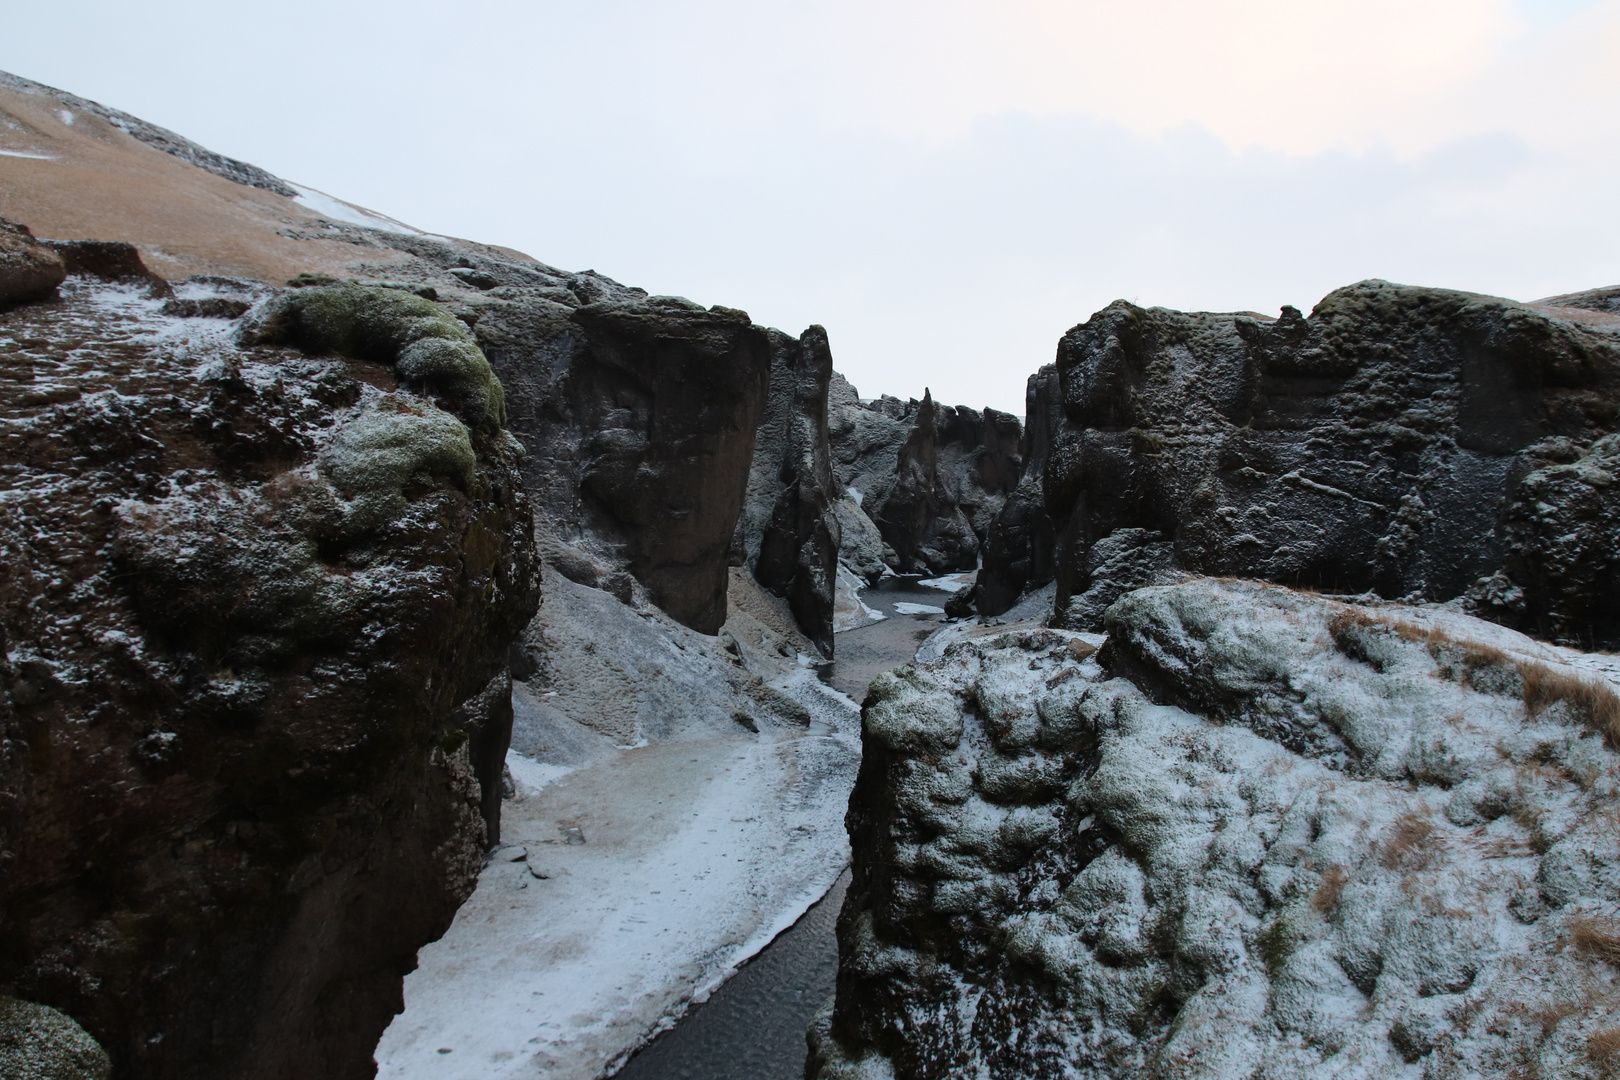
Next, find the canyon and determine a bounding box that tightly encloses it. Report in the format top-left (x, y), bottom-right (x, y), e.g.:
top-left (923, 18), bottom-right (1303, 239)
top-left (4, 67), bottom-right (1620, 1080)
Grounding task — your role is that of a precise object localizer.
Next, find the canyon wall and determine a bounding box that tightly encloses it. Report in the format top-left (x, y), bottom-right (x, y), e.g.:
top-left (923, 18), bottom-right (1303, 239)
top-left (0, 249), bottom-right (538, 1079)
top-left (828, 379), bottom-right (1023, 579)
top-left (988, 281), bottom-right (1620, 647)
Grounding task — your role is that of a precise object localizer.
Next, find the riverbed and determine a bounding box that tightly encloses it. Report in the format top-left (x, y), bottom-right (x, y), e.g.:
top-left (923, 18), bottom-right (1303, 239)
top-left (610, 574), bottom-right (964, 1080)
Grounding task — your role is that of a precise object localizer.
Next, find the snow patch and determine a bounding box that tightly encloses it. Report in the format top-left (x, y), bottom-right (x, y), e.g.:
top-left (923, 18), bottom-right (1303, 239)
top-left (891, 602), bottom-right (944, 616)
top-left (918, 572), bottom-right (975, 593)
top-left (0, 148), bottom-right (56, 160)
top-left (289, 183), bottom-right (421, 235)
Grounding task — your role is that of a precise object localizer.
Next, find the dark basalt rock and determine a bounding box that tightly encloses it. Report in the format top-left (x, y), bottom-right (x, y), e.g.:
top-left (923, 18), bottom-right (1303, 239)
top-left (976, 365), bottom-right (1061, 616)
top-left (470, 291), bottom-right (771, 635)
top-left (0, 261), bottom-right (539, 1080)
top-left (0, 218), bottom-right (66, 309)
top-left (42, 238), bottom-right (174, 298)
top-left (732, 326), bottom-right (841, 655)
top-left (828, 380), bottom-right (1024, 578)
top-left (1029, 280), bottom-right (1620, 642)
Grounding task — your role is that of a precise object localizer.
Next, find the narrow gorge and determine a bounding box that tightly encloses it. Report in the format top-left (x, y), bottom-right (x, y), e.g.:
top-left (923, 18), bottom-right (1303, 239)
top-left (4, 66), bottom-right (1619, 1080)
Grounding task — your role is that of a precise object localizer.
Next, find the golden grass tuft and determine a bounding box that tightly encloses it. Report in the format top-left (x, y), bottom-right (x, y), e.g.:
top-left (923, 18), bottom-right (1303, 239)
top-left (1519, 661), bottom-right (1620, 748)
top-left (1590, 1027), bottom-right (1620, 1068)
top-left (1312, 864), bottom-right (1349, 913)
top-left (1379, 813), bottom-right (1440, 870)
top-left (1572, 916), bottom-right (1620, 967)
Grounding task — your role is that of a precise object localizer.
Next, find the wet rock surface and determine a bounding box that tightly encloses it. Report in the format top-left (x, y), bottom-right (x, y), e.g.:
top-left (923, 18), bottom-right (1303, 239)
top-left (1022, 281), bottom-right (1620, 643)
top-left (0, 265), bottom-right (538, 1079)
top-left (813, 577), bottom-right (1620, 1080)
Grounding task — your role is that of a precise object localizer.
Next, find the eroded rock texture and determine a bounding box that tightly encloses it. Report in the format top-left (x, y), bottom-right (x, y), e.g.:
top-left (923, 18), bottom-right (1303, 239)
top-left (812, 578), bottom-right (1620, 1080)
top-left (732, 326), bottom-right (841, 655)
top-left (466, 284), bottom-right (771, 634)
top-left (829, 378), bottom-right (1023, 578)
top-left (977, 365), bottom-right (1060, 615)
top-left (1032, 281), bottom-right (1620, 644)
top-left (0, 266), bottom-right (538, 1080)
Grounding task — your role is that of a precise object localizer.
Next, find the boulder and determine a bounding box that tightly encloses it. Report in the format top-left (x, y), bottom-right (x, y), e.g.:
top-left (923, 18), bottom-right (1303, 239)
top-left (0, 268), bottom-right (538, 1080)
top-left (1034, 281), bottom-right (1620, 645)
top-left (44, 238), bottom-right (173, 298)
top-left (0, 218), bottom-right (66, 308)
top-left (813, 578), bottom-right (1620, 1079)
top-left (732, 326), bottom-right (841, 655)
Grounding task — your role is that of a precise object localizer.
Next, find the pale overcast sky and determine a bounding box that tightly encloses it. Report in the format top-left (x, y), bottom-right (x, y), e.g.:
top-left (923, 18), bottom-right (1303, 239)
top-left (6, 0), bottom-right (1618, 413)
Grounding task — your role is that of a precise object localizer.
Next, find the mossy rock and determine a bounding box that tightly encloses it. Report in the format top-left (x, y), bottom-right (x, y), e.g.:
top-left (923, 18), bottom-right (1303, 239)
top-left (321, 392), bottom-right (476, 520)
top-left (0, 998), bottom-right (111, 1080)
top-left (251, 282), bottom-right (505, 432)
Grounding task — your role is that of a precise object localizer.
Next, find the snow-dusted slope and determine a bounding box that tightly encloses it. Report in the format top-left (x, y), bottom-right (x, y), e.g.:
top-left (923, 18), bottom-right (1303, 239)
top-left (376, 570), bottom-right (861, 1079)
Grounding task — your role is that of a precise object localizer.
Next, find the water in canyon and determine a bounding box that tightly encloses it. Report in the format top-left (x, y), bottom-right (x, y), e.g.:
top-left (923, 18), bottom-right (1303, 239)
top-left (610, 576), bottom-right (961, 1079)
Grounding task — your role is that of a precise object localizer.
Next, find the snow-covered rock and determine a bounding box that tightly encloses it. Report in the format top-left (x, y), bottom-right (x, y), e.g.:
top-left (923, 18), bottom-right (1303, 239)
top-left (812, 578), bottom-right (1620, 1080)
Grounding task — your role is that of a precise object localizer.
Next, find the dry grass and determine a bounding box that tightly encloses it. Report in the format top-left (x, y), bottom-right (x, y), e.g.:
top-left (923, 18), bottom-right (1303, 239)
top-left (1312, 864), bottom-right (1349, 913)
top-left (1590, 1028), bottom-right (1620, 1070)
top-left (1327, 608), bottom-right (1620, 748)
top-left (1572, 917), bottom-right (1620, 967)
top-left (1379, 813), bottom-right (1441, 870)
top-left (1520, 661), bottom-right (1620, 748)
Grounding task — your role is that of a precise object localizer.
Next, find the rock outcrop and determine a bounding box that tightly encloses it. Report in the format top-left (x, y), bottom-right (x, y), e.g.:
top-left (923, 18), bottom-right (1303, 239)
top-left (813, 578), bottom-right (1620, 1080)
top-left (828, 378), bottom-right (1023, 578)
top-left (0, 997), bottom-right (111, 1080)
top-left (1025, 281), bottom-right (1620, 644)
top-left (976, 365), bottom-right (1061, 615)
top-left (469, 287), bottom-right (772, 634)
top-left (0, 259), bottom-right (538, 1080)
top-left (0, 218), bottom-right (65, 308)
top-left (732, 326), bottom-right (842, 655)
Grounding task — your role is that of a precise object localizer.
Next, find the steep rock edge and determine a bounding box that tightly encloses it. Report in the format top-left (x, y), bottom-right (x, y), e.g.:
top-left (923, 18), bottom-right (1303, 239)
top-left (731, 326), bottom-right (842, 655)
top-left (976, 364), bottom-right (1061, 616)
top-left (986, 281), bottom-right (1620, 646)
top-left (812, 577), bottom-right (1620, 1080)
top-left (0, 262), bottom-right (538, 1080)
top-left (828, 376), bottom-right (1023, 579)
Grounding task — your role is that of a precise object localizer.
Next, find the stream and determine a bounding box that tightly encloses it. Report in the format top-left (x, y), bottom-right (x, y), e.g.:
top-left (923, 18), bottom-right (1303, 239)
top-left (611, 575), bottom-right (961, 1080)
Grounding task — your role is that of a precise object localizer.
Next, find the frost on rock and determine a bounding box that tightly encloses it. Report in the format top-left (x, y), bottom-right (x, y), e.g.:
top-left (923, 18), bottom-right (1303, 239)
top-left (812, 578), bottom-right (1620, 1080)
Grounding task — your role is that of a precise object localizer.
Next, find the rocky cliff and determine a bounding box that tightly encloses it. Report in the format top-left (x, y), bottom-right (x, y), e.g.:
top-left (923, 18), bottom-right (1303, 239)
top-left (1016, 281), bottom-right (1620, 646)
top-left (812, 578), bottom-right (1620, 1079)
top-left (828, 378), bottom-right (1023, 579)
top-left (732, 327), bottom-right (842, 654)
top-left (0, 244), bottom-right (538, 1079)
top-left (976, 365), bottom-right (1061, 616)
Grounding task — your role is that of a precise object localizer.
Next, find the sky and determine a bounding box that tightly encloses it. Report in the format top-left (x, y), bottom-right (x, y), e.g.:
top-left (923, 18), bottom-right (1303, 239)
top-left (5, 0), bottom-right (1618, 414)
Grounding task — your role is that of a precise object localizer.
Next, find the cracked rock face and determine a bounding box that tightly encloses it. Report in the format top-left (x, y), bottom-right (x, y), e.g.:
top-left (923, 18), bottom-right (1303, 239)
top-left (829, 377), bottom-right (1024, 579)
top-left (732, 326), bottom-right (842, 655)
top-left (470, 289), bottom-right (772, 635)
top-left (1033, 281), bottom-right (1620, 644)
top-left (0, 264), bottom-right (538, 1080)
top-left (812, 578), bottom-right (1620, 1080)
